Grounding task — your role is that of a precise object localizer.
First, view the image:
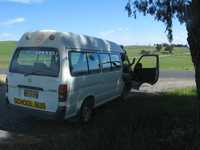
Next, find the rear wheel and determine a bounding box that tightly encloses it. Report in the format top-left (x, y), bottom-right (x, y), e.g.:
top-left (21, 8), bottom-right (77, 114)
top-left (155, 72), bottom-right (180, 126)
top-left (80, 99), bottom-right (94, 123)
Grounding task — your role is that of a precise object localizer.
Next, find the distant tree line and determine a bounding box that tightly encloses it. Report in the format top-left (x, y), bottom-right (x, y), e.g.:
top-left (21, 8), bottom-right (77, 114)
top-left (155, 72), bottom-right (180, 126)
top-left (155, 44), bottom-right (174, 54)
top-left (140, 43), bottom-right (188, 55)
top-left (154, 43), bottom-right (188, 49)
top-left (171, 44), bottom-right (188, 48)
top-left (155, 43), bottom-right (188, 54)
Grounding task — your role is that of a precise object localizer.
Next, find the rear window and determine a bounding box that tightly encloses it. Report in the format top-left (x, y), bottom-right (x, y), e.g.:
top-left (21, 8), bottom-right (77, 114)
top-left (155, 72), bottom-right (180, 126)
top-left (10, 48), bottom-right (60, 77)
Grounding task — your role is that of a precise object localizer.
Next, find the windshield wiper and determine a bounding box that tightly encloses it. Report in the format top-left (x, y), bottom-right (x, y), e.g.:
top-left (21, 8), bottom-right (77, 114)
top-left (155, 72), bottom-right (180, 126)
top-left (24, 71), bottom-right (39, 77)
top-left (23, 70), bottom-right (51, 77)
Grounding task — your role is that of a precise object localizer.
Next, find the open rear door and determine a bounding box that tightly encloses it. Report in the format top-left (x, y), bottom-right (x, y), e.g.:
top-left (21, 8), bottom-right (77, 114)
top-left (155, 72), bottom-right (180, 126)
top-left (132, 55), bottom-right (159, 88)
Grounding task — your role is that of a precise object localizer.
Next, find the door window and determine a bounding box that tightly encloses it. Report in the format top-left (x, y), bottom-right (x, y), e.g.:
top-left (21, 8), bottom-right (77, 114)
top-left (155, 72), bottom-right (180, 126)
top-left (110, 54), bottom-right (121, 70)
top-left (137, 56), bottom-right (157, 69)
top-left (99, 53), bottom-right (111, 71)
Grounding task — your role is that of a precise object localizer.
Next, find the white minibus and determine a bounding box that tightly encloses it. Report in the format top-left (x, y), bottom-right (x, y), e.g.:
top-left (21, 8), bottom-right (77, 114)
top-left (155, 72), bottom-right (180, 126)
top-left (6, 30), bottom-right (159, 122)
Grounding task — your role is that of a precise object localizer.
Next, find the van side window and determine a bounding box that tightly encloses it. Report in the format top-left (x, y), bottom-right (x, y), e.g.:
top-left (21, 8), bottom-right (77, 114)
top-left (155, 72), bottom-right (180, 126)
top-left (110, 54), bottom-right (121, 70)
top-left (69, 52), bottom-right (88, 76)
top-left (87, 53), bottom-right (100, 73)
top-left (99, 53), bottom-right (111, 71)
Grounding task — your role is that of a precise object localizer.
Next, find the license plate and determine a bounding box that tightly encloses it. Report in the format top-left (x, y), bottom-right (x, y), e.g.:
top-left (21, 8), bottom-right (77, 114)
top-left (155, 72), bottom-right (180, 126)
top-left (24, 89), bottom-right (39, 99)
top-left (14, 98), bottom-right (46, 110)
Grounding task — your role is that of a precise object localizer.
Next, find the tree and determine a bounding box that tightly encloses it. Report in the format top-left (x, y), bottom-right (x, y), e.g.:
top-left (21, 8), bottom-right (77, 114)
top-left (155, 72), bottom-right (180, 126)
top-left (155, 44), bottom-right (162, 52)
top-left (164, 45), bottom-right (174, 54)
top-left (125, 0), bottom-right (200, 147)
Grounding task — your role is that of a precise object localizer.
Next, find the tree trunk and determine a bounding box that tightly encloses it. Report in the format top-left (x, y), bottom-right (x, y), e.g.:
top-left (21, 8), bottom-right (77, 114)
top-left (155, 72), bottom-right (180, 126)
top-left (187, 0), bottom-right (200, 147)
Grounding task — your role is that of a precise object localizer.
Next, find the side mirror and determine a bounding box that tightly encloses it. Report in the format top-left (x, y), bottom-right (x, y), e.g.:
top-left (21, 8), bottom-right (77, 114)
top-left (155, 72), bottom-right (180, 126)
top-left (130, 58), bottom-right (136, 66)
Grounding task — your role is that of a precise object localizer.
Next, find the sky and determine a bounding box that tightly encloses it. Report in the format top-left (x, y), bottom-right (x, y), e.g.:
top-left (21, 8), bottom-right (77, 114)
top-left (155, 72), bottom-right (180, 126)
top-left (0, 0), bottom-right (188, 45)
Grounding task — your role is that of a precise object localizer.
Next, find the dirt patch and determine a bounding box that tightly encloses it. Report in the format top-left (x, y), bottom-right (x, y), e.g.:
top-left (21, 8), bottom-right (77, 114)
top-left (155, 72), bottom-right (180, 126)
top-left (0, 74), bottom-right (6, 86)
top-left (139, 78), bottom-right (195, 93)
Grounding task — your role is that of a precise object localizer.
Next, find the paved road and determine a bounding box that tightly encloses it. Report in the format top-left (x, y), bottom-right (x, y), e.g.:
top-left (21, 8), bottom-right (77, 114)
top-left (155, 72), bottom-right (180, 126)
top-left (159, 70), bottom-right (194, 79)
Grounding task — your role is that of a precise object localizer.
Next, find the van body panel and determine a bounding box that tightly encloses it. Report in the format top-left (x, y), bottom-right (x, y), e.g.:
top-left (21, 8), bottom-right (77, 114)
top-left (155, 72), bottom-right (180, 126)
top-left (7, 47), bottom-right (62, 113)
top-left (6, 30), bottom-right (159, 120)
top-left (7, 73), bottom-right (60, 113)
top-left (17, 31), bottom-right (123, 53)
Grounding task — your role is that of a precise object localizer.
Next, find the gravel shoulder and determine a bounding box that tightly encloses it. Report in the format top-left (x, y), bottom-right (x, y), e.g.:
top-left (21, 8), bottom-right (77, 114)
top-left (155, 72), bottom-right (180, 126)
top-left (139, 78), bottom-right (195, 93)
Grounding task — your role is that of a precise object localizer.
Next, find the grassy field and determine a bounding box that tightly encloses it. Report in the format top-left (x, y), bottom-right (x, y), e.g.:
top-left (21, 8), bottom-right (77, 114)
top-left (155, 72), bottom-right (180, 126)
top-left (125, 45), bottom-right (194, 71)
top-left (0, 87), bottom-right (197, 149)
top-left (0, 41), bottom-right (16, 69)
top-left (0, 41), bottom-right (194, 71)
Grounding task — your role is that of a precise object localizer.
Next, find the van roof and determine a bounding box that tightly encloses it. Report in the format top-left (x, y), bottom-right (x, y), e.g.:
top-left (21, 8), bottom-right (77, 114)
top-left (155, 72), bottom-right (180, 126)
top-left (17, 30), bottom-right (124, 53)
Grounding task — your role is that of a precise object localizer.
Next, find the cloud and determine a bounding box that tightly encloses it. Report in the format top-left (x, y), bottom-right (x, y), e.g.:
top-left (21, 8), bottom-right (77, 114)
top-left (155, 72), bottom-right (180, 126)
top-left (0, 17), bottom-right (25, 26)
top-left (99, 30), bottom-right (115, 37)
top-left (99, 28), bottom-right (129, 37)
top-left (0, 0), bottom-right (45, 4)
top-left (0, 33), bottom-right (18, 41)
top-left (98, 27), bottom-right (187, 45)
top-left (98, 27), bottom-right (133, 45)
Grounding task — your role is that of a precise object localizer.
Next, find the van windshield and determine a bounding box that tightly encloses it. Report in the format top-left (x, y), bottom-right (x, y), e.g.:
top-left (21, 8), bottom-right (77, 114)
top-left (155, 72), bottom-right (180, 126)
top-left (10, 48), bottom-right (60, 77)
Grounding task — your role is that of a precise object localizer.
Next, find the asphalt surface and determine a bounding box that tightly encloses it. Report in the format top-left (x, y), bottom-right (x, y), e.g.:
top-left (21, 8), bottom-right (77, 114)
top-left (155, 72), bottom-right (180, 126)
top-left (159, 70), bottom-right (194, 79)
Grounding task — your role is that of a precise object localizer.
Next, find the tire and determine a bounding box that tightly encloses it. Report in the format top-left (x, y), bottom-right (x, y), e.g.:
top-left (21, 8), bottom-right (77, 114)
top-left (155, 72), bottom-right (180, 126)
top-left (119, 87), bottom-right (129, 101)
top-left (80, 99), bottom-right (94, 123)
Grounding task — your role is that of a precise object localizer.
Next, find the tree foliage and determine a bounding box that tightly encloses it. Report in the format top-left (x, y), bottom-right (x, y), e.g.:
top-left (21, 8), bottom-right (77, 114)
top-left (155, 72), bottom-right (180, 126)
top-left (125, 0), bottom-right (191, 42)
top-left (156, 44), bottom-right (162, 52)
top-left (164, 44), bottom-right (174, 53)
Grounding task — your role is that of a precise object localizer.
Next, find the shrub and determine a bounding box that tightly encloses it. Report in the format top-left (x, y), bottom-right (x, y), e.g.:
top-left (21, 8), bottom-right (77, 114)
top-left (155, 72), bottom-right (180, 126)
top-left (140, 50), bottom-right (151, 55)
top-left (164, 45), bottom-right (174, 54)
top-left (155, 44), bottom-right (162, 52)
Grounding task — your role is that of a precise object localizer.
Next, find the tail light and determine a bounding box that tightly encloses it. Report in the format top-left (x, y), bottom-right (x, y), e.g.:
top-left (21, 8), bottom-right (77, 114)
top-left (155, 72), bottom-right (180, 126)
top-left (58, 84), bottom-right (68, 102)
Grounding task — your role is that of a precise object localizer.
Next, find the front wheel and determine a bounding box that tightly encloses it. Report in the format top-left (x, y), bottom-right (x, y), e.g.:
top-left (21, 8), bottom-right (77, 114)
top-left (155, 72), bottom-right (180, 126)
top-left (119, 87), bottom-right (129, 101)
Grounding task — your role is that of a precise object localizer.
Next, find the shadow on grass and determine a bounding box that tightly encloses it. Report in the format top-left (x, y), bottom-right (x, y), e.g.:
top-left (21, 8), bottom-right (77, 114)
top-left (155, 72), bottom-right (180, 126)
top-left (0, 88), bottom-right (198, 150)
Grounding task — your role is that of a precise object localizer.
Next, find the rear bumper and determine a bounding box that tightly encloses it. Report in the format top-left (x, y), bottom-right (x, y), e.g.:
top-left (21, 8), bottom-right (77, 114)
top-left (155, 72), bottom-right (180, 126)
top-left (6, 98), bottom-right (66, 120)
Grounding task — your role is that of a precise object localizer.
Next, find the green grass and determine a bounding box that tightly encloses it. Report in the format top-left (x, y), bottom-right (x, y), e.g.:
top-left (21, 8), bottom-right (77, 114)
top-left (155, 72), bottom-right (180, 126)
top-left (0, 87), bottom-right (197, 149)
top-left (126, 45), bottom-right (194, 71)
top-left (159, 87), bottom-right (197, 113)
top-left (0, 41), bottom-right (16, 69)
top-left (159, 55), bottom-right (193, 71)
top-left (125, 45), bottom-right (190, 57)
top-left (0, 41), bottom-right (194, 71)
